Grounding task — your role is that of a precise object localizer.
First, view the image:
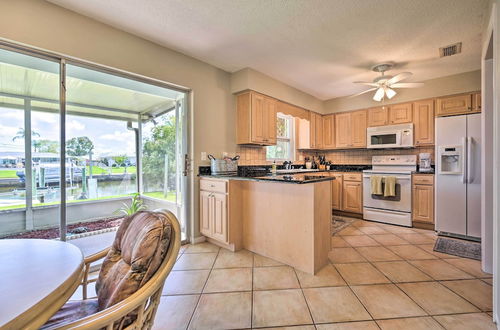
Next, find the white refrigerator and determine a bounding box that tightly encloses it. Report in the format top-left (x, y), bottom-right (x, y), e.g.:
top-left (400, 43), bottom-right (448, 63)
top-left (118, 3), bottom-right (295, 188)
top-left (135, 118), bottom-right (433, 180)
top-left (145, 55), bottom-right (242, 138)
top-left (435, 114), bottom-right (481, 239)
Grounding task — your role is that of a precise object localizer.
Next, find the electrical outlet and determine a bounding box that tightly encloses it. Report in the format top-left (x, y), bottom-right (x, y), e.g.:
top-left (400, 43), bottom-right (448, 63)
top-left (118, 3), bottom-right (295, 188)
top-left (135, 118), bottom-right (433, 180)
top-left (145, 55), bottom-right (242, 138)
top-left (222, 152), bottom-right (228, 158)
top-left (201, 152), bottom-right (207, 161)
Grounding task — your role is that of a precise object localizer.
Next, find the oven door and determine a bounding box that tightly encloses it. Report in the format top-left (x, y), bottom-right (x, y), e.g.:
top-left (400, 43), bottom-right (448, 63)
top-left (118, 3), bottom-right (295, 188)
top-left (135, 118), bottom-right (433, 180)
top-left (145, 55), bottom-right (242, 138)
top-left (363, 173), bottom-right (412, 212)
top-left (367, 130), bottom-right (401, 149)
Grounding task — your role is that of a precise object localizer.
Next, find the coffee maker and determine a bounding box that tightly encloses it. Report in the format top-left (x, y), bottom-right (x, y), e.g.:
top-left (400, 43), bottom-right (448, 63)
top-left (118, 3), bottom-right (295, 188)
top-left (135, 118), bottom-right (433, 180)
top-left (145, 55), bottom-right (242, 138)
top-left (418, 153), bottom-right (432, 172)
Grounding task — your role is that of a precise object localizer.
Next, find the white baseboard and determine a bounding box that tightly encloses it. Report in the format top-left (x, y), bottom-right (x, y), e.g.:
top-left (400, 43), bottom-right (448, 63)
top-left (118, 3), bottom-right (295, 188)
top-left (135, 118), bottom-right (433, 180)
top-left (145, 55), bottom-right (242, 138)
top-left (191, 236), bottom-right (206, 244)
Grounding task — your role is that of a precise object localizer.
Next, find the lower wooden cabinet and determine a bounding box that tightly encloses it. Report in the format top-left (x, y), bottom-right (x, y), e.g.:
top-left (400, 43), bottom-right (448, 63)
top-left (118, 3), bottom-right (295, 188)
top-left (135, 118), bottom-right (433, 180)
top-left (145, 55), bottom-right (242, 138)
top-left (331, 173), bottom-right (343, 210)
top-left (412, 174), bottom-right (434, 227)
top-left (199, 178), bottom-right (241, 250)
top-left (342, 180), bottom-right (362, 213)
top-left (330, 172), bottom-right (362, 214)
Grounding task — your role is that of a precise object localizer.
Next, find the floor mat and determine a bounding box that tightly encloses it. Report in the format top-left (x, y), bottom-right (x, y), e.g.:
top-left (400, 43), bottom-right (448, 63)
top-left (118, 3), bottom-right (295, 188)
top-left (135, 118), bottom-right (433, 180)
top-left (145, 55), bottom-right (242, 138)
top-left (434, 236), bottom-right (481, 260)
top-left (331, 215), bottom-right (357, 235)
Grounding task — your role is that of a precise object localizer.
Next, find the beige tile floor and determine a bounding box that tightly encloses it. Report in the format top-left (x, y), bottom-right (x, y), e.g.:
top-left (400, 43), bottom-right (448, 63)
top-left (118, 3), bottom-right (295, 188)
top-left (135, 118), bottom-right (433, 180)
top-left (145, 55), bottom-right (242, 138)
top-left (153, 219), bottom-right (496, 329)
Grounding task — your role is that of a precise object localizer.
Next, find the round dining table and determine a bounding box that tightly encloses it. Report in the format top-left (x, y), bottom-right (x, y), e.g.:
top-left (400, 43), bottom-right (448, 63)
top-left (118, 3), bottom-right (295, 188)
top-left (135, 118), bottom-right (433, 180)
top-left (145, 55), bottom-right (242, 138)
top-left (0, 239), bottom-right (84, 330)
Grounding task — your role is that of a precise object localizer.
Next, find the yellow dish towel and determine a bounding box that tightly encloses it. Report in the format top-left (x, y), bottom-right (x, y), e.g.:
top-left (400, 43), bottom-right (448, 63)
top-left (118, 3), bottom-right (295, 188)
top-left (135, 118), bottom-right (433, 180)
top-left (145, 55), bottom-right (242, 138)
top-left (384, 176), bottom-right (397, 197)
top-left (370, 175), bottom-right (383, 195)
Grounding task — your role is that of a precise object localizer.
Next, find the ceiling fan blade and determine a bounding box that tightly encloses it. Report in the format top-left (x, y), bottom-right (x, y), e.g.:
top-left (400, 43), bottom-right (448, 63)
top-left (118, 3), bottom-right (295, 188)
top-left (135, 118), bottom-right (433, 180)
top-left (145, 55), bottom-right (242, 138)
top-left (353, 81), bottom-right (380, 87)
top-left (373, 87), bottom-right (385, 101)
top-left (349, 87), bottom-right (378, 98)
top-left (386, 72), bottom-right (412, 85)
top-left (390, 82), bottom-right (425, 88)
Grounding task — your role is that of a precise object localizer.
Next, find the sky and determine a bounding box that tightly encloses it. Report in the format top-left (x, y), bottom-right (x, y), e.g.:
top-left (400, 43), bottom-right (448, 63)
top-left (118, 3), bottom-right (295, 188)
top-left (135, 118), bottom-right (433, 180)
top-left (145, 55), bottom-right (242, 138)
top-left (0, 107), bottom-right (137, 157)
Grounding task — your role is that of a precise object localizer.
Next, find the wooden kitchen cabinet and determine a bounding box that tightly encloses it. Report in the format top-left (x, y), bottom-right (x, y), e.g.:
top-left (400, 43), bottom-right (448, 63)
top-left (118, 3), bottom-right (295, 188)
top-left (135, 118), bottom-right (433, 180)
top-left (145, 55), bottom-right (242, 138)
top-left (335, 112), bottom-right (351, 148)
top-left (335, 110), bottom-right (367, 149)
top-left (412, 174), bottom-right (434, 227)
top-left (436, 93), bottom-right (473, 117)
top-left (389, 102), bottom-right (413, 124)
top-left (310, 112), bottom-right (324, 149)
top-left (322, 114), bottom-right (335, 149)
top-left (331, 172), bottom-right (343, 210)
top-left (413, 99), bottom-right (435, 146)
top-left (368, 106), bottom-right (389, 126)
top-left (351, 110), bottom-right (367, 147)
top-left (237, 91), bottom-right (277, 145)
top-left (199, 178), bottom-right (242, 250)
top-left (342, 181), bottom-right (362, 213)
top-left (472, 92), bottom-right (481, 113)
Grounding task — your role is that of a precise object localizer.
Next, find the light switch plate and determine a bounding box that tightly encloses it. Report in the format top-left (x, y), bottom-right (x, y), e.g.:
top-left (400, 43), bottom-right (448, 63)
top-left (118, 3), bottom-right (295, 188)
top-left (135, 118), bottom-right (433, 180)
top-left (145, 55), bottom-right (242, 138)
top-left (201, 152), bottom-right (207, 161)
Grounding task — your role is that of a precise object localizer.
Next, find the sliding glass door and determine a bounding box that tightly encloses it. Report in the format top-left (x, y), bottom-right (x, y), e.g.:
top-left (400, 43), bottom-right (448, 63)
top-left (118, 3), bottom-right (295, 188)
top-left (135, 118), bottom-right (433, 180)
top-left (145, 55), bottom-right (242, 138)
top-left (0, 44), bottom-right (189, 243)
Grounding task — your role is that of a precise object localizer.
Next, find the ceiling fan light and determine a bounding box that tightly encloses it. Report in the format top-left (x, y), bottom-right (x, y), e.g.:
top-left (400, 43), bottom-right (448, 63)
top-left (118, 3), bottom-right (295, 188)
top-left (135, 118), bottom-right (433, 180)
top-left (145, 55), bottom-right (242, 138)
top-left (385, 87), bottom-right (396, 99)
top-left (373, 87), bottom-right (384, 101)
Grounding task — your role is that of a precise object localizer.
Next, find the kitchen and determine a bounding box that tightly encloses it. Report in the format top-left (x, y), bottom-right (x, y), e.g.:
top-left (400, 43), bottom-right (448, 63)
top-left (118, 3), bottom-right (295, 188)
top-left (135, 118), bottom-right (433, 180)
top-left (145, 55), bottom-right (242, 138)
top-left (1, 1), bottom-right (497, 329)
top-left (199, 88), bottom-right (482, 268)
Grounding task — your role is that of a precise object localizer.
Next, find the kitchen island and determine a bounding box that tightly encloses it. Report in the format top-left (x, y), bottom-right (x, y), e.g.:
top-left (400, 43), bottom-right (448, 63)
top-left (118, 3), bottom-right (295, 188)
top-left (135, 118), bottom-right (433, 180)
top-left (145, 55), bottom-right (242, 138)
top-left (199, 173), bottom-right (333, 274)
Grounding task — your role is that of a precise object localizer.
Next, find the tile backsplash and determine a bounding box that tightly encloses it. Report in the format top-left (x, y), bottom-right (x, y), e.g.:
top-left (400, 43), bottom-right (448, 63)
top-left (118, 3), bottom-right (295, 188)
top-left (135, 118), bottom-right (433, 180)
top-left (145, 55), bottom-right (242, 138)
top-left (235, 145), bottom-right (434, 166)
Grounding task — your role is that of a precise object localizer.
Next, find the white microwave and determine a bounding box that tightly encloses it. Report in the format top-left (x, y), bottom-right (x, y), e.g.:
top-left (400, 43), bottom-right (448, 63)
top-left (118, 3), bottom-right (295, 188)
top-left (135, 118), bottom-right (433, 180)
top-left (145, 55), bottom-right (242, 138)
top-left (367, 123), bottom-right (414, 149)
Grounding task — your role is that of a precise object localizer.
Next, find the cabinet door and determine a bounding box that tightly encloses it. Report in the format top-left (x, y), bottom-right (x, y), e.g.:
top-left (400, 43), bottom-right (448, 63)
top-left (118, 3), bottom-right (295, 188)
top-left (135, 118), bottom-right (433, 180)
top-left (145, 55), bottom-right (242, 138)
top-left (368, 107), bottom-right (389, 126)
top-left (212, 193), bottom-right (228, 242)
top-left (315, 113), bottom-right (324, 149)
top-left (342, 181), bottom-right (362, 213)
top-left (331, 173), bottom-right (343, 210)
top-left (200, 191), bottom-right (212, 237)
top-left (335, 113), bottom-right (351, 148)
top-left (322, 114), bottom-right (335, 149)
top-left (412, 184), bottom-right (434, 224)
top-left (389, 103), bottom-right (413, 124)
top-left (351, 110), bottom-right (367, 148)
top-left (413, 99), bottom-right (435, 146)
top-left (264, 97), bottom-right (277, 144)
top-left (472, 92), bottom-right (481, 113)
top-left (436, 94), bottom-right (472, 116)
top-left (310, 112), bottom-right (317, 149)
top-left (296, 118), bottom-right (310, 149)
top-left (250, 93), bottom-right (266, 143)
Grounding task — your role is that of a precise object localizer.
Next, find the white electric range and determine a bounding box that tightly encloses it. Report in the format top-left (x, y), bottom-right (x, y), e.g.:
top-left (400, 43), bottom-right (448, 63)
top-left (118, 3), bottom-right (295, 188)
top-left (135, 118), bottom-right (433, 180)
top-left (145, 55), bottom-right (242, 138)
top-left (362, 155), bottom-right (416, 227)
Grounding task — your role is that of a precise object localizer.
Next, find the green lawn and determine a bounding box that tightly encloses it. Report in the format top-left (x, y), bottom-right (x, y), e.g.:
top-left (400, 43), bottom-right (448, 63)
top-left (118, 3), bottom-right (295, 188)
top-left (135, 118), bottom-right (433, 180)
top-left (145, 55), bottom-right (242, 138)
top-left (0, 170), bottom-right (18, 178)
top-left (143, 191), bottom-right (177, 202)
top-left (0, 191), bottom-right (176, 211)
top-left (0, 167), bottom-right (136, 180)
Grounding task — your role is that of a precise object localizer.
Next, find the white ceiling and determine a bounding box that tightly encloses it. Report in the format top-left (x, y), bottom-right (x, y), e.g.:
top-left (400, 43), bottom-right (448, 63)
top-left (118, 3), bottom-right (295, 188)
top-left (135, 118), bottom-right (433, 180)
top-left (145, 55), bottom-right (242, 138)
top-left (47, 0), bottom-right (489, 100)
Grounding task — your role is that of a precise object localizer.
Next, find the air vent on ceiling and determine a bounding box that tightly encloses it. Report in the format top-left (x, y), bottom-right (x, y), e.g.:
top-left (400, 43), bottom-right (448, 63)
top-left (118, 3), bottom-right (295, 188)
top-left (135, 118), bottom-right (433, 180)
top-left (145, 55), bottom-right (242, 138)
top-left (439, 42), bottom-right (462, 57)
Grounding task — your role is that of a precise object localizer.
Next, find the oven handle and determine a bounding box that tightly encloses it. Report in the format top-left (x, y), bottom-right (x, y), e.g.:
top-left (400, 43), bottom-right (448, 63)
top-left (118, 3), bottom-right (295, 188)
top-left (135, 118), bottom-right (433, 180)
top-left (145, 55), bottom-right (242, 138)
top-left (363, 175), bottom-right (411, 180)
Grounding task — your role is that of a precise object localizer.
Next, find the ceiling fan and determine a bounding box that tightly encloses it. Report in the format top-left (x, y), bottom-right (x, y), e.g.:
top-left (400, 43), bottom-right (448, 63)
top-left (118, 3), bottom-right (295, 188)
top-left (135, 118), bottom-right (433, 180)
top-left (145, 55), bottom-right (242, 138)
top-left (352, 63), bottom-right (424, 101)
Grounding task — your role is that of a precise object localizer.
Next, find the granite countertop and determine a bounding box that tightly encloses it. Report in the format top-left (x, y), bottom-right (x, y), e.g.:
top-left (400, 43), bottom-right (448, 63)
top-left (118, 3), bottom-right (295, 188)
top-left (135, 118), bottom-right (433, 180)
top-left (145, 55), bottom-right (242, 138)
top-left (199, 173), bottom-right (335, 184)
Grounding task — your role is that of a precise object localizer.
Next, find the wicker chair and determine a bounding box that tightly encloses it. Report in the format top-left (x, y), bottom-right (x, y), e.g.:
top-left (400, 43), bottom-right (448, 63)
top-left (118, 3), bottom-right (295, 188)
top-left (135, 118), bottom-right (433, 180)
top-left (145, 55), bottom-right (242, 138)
top-left (42, 209), bottom-right (181, 330)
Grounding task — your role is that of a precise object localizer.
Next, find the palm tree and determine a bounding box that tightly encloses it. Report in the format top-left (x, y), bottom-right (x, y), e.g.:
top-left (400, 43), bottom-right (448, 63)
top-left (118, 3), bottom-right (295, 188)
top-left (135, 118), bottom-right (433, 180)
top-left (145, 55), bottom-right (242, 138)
top-left (12, 128), bottom-right (40, 142)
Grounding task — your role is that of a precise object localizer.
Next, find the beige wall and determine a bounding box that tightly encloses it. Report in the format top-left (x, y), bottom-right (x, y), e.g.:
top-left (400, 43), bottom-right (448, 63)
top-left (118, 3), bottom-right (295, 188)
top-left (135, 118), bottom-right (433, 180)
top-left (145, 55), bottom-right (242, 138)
top-left (231, 68), bottom-right (325, 113)
top-left (324, 70), bottom-right (481, 113)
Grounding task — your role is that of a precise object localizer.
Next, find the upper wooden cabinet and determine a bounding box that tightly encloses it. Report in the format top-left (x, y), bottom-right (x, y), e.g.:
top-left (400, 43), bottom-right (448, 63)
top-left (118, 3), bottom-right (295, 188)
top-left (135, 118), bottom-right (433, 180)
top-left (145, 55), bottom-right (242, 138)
top-left (322, 114), bottom-right (335, 149)
top-left (389, 102), bottom-right (413, 124)
top-left (236, 91), bottom-right (277, 145)
top-left (335, 112), bottom-right (351, 148)
top-left (310, 112), bottom-right (324, 149)
top-left (368, 106), bottom-right (389, 127)
top-left (413, 99), bottom-right (435, 146)
top-left (351, 110), bottom-right (367, 147)
top-left (295, 117), bottom-right (310, 149)
top-left (335, 110), bottom-right (367, 149)
top-left (436, 92), bottom-right (481, 117)
top-left (472, 92), bottom-right (481, 112)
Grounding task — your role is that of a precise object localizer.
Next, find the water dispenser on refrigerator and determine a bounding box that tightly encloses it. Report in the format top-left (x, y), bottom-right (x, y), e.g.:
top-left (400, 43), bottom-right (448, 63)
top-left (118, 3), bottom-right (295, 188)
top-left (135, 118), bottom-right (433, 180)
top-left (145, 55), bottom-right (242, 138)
top-left (437, 145), bottom-right (463, 175)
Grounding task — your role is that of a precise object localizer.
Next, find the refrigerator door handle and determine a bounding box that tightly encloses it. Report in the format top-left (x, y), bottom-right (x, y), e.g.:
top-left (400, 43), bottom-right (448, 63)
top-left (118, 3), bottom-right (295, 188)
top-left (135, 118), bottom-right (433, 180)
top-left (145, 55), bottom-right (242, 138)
top-left (462, 137), bottom-right (467, 183)
top-left (467, 137), bottom-right (474, 183)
